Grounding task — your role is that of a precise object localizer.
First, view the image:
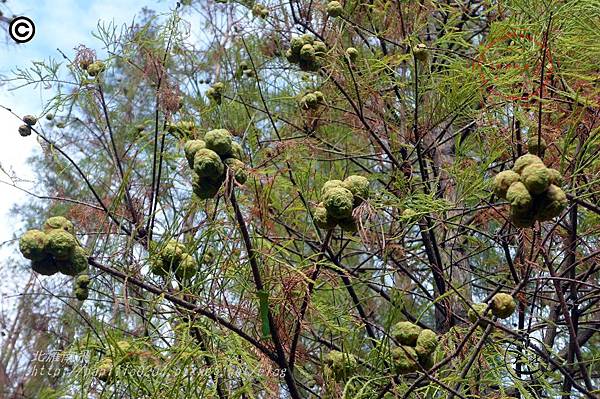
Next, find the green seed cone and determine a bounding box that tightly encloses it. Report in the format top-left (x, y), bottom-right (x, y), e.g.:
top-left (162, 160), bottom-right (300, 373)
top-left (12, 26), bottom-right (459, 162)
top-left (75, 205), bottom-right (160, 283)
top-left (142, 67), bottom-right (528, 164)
top-left (322, 187), bottom-right (354, 220)
top-left (299, 44), bottom-right (316, 62)
top-left (323, 350), bottom-right (357, 381)
top-left (326, 1), bottom-right (343, 17)
top-left (521, 163), bottom-right (550, 195)
top-left (46, 230), bottom-right (78, 261)
top-left (413, 44), bottom-right (428, 61)
top-left (74, 287), bottom-right (89, 301)
top-left (314, 204), bottom-right (337, 230)
top-left (342, 175), bottom-right (369, 205)
top-left (346, 47), bottom-right (358, 61)
top-left (193, 149), bottom-right (224, 179)
top-left (493, 170), bottom-right (520, 200)
top-left (224, 158), bottom-right (248, 184)
top-left (193, 174), bottom-right (223, 199)
top-left (57, 245), bottom-right (88, 276)
top-left (184, 140), bottom-right (206, 168)
top-left (76, 274), bottom-right (91, 288)
top-left (506, 182), bottom-right (532, 212)
top-left (31, 258), bottom-right (59, 276)
top-left (321, 180), bottom-right (343, 196)
top-left (204, 129), bottom-right (233, 157)
top-left (391, 346), bottom-right (419, 374)
top-left (391, 321), bottom-right (421, 346)
top-left (415, 329), bottom-right (438, 357)
top-left (527, 135), bottom-right (546, 156)
top-left (175, 253), bottom-right (197, 279)
top-left (512, 154), bottom-right (543, 174)
top-left (491, 293), bottom-right (516, 319)
top-left (230, 142), bottom-right (244, 161)
top-left (467, 303), bottom-right (492, 328)
top-left (535, 184), bottom-right (567, 221)
top-left (547, 168), bottom-right (562, 186)
top-left (44, 216), bottom-right (75, 235)
top-left (96, 357), bottom-right (114, 381)
top-left (19, 229), bottom-right (48, 261)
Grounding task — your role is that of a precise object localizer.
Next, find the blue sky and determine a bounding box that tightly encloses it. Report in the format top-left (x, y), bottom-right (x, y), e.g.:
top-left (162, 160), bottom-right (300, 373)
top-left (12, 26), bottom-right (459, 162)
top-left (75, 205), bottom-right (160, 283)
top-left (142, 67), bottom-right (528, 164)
top-left (0, 0), bottom-right (174, 284)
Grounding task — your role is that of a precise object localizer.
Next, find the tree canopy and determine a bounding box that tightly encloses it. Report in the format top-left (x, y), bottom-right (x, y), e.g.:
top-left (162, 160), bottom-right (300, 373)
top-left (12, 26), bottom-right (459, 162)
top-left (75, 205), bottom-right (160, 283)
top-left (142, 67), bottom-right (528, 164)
top-left (1, 0), bottom-right (600, 398)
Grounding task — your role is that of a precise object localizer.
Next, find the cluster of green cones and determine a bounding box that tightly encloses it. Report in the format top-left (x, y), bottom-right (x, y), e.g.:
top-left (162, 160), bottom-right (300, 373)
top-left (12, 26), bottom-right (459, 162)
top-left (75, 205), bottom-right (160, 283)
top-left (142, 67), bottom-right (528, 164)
top-left (19, 216), bottom-right (88, 276)
top-left (323, 350), bottom-right (358, 381)
top-left (314, 175), bottom-right (370, 232)
top-left (206, 82), bottom-right (225, 104)
top-left (285, 34), bottom-right (327, 72)
top-left (78, 56), bottom-right (106, 77)
top-left (183, 128), bottom-right (247, 200)
top-left (149, 239), bottom-right (214, 280)
top-left (322, 322), bottom-right (439, 381)
top-left (18, 114), bottom-right (37, 137)
top-left (345, 47), bottom-right (359, 61)
top-left (526, 134), bottom-right (547, 157)
top-left (468, 293), bottom-right (517, 327)
top-left (299, 90), bottom-right (325, 110)
top-left (494, 154), bottom-right (567, 227)
top-left (236, 61), bottom-right (256, 78)
top-left (251, 3), bottom-right (269, 18)
top-left (390, 321), bottom-right (439, 373)
top-left (149, 239), bottom-right (197, 279)
top-left (326, 1), bottom-right (343, 17)
top-left (412, 43), bottom-right (428, 61)
top-left (95, 340), bottom-right (139, 382)
top-left (74, 274), bottom-right (91, 301)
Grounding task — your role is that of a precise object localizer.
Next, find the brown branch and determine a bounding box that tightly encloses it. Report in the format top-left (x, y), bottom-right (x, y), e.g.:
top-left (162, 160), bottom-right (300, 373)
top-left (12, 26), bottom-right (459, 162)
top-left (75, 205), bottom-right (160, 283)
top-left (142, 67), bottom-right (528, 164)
top-left (227, 189), bottom-right (302, 399)
top-left (88, 258), bottom-right (279, 364)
